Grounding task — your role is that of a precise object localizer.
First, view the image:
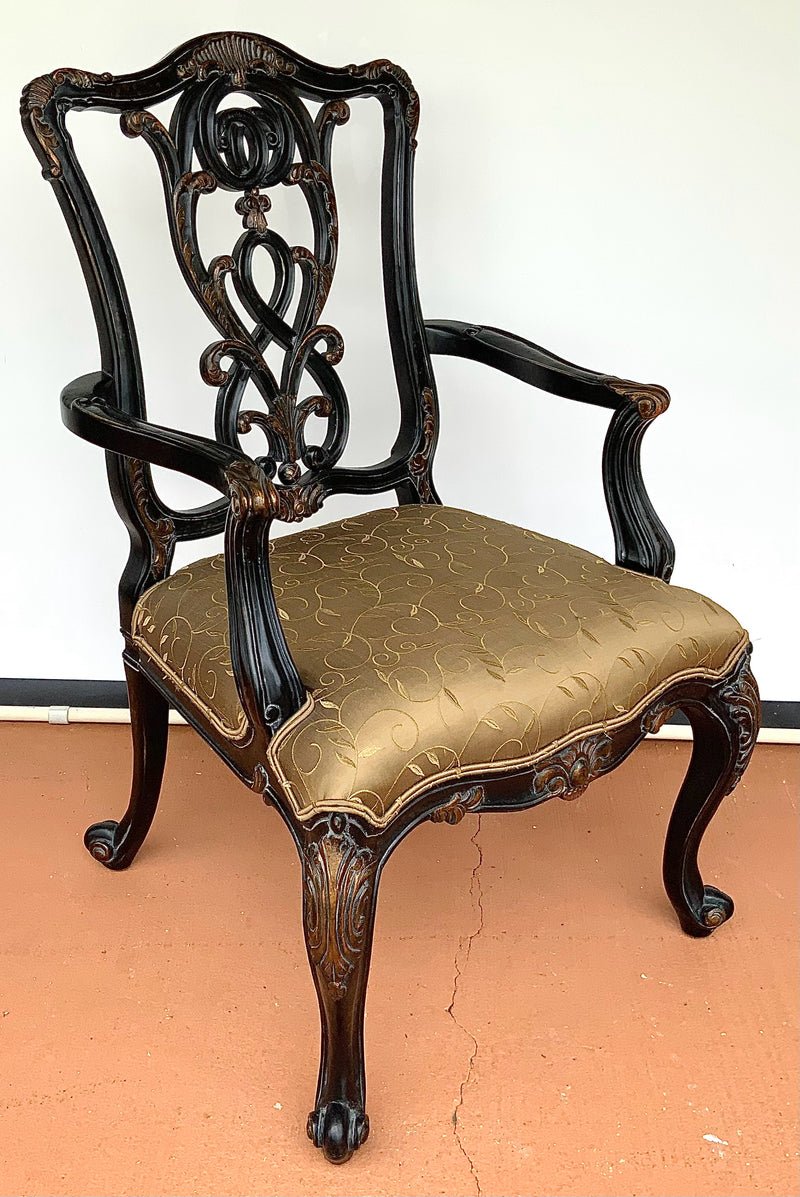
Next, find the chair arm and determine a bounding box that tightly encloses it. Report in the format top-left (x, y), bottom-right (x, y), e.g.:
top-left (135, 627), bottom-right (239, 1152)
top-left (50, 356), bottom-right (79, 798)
top-left (425, 321), bottom-right (675, 581)
top-left (61, 371), bottom-right (306, 730)
top-left (424, 320), bottom-right (620, 407)
top-left (61, 371), bottom-right (245, 492)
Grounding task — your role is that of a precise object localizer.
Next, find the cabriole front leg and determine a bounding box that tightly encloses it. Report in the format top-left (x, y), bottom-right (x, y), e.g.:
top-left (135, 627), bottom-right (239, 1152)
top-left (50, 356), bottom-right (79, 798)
top-left (663, 650), bottom-right (760, 936)
top-left (300, 814), bottom-right (380, 1163)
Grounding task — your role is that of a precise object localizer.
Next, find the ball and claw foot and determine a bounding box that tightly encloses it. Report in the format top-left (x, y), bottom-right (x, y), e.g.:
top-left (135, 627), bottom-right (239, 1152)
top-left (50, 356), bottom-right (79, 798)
top-left (678, 885), bottom-right (735, 938)
top-left (307, 1101), bottom-right (369, 1163)
top-left (84, 820), bottom-right (134, 871)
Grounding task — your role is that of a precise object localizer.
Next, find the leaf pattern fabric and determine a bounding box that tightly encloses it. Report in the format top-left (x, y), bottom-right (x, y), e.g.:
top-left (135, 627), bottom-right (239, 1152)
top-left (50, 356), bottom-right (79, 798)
top-left (132, 505), bottom-right (747, 825)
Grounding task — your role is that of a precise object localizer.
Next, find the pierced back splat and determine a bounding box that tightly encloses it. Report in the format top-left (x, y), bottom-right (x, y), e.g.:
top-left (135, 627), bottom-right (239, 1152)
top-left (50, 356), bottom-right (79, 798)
top-left (21, 32), bottom-right (440, 540)
top-left (121, 77), bottom-right (349, 509)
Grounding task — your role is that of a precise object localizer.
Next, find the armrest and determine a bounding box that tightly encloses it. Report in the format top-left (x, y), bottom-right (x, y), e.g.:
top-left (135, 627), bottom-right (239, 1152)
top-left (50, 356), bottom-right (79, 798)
top-left (61, 371), bottom-right (245, 492)
top-left (425, 320), bottom-right (619, 408)
top-left (61, 371), bottom-right (306, 730)
top-left (425, 321), bottom-right (675, 582)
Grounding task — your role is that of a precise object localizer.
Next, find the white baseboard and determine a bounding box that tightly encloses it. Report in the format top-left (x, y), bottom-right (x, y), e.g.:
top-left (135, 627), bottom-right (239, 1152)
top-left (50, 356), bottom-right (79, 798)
top-left (0, 705), bottom-right (797, 743)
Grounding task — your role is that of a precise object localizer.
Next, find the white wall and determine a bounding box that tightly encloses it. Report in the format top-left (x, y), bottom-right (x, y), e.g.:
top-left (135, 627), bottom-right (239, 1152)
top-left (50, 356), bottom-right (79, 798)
top-left (1, 0), bottom-right (797, 699)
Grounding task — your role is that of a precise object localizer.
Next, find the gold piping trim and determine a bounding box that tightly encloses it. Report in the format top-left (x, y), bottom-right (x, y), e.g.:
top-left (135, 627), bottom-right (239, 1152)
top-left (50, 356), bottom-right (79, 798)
top-left (132, 634), bottom-right (251, 743)
top-left (266, 633), bottom-right (750, 828)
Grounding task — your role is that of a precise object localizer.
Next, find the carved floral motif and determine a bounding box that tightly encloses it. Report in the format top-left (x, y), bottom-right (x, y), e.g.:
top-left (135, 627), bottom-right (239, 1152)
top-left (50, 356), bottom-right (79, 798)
top-left (224, 458), bottom-right (269, 517)
top-left (237, 392), bottom-right (333, 478)
top-left (303, 817), bottom-right (378, 997)
top-left (641, 700), bottom-right (676, 736)
top-left (291, 246), bottom-right (334, 320)
top-left (127, 459), bottom-right (175, 580)
top-left (286, 162), bottom-right (339, 252)
top-left (408, 388), bottom-right (437, 501)
top-left (235, 188), bottom-right (271, 232)
top-left (719, 653), bottom-right (760, 794)
top-left (430, 785), bottom-right (484, 825)
top-left (267, 477), bottom-right (327, 522)
top-left (224, 459), bottom-right (327, 523)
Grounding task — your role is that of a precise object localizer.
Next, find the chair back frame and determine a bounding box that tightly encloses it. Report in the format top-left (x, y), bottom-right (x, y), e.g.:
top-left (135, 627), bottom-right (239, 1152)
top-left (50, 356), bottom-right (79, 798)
top-left (21, 32), bottom-right (440, 617)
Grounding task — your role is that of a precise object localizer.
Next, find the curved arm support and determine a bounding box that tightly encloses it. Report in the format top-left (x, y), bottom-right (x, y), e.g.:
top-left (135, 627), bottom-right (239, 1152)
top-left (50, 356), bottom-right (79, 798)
top-left (61, 371), bottom-right (306, 732)
top-left (602, 381), bottom-right (675, 581)
top-left (425, 321), bottom-right (675, 581)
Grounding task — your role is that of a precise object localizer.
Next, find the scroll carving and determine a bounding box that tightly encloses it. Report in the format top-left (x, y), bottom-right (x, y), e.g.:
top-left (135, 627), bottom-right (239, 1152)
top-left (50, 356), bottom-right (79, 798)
top-left (127, 458), bottom-right (175, 580)
top-left (121, 89), bottom-right (348, 515)
top-left (429, 735), bottom-right (615, 822)
top-left (303, 817), bottom-right (378, 997)
top-left (408, 388), bottom-right (437, 501)
top-left (26, 37), bottom-right (430, 548)
top-left (430, 784), bottom-right (484, 825)
top-left (349, 59), bottom-right (420, 138)
top-left (224, 459), bottom-right (326, 523)
top-left (718, 653), bottom-right (760, 794)
top-left (608, 377), bottom-right (671, 421)
top-left (122, 84), bottom-right (349, 514)
top-left (318, 99), bottom-right (351, 133)
top-left (21, 68), bottom-right (112, 178)
top-left (267, 478), bottom-right (326, 522)
top-left (532, 734), bottom-right (613, 801)
top-left (224, 459), bottom-right (269, 517)
top-left (641, 700), bottom-right (676, 736)
top-left (287, 161), bottom-right (339, 249)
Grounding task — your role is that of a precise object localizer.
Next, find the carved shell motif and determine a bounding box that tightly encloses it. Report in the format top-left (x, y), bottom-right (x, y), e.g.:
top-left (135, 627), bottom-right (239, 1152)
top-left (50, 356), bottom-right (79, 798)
top-left (303, 818), bottom-right (378, 997)
top-left (532, 735), bottom-right (613, 801)
top-left (177, 34), bottom-right (297, 86)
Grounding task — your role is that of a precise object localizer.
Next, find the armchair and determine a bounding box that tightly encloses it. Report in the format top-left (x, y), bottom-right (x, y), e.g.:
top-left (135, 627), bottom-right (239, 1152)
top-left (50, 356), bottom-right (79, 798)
top-left (22, 32), bottom-right (759, 1165)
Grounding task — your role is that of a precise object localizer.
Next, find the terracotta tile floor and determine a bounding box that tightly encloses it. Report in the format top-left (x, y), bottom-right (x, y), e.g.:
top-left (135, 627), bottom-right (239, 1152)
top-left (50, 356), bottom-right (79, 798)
top-left (0, 725), bottom-right (796, 1197)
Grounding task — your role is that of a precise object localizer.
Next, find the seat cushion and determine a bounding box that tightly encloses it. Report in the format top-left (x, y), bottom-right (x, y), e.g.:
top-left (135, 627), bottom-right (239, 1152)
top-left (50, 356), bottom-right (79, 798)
top-left (131, 505), bottom-right (747, 825)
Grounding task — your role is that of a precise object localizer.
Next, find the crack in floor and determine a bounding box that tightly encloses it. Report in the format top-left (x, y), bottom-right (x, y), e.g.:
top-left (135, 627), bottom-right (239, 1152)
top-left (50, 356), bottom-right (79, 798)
top-left (446, 814), bottom-right (484, 1197)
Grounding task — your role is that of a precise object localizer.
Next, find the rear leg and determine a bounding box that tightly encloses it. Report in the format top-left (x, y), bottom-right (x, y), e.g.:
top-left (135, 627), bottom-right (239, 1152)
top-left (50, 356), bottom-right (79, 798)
top-left (663, 650), bottom-right (759, 936)
top-left (85, 659), bottom-right (169, 870)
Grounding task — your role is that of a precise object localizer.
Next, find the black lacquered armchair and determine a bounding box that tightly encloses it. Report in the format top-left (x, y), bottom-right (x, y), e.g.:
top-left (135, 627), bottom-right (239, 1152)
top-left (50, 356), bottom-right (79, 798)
top-left (22, 32), bottom-right (759, 1164)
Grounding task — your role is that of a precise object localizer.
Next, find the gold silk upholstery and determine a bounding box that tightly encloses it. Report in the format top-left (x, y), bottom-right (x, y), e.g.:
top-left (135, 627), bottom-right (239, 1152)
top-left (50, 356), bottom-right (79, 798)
top-left (132, 505), bottom-right (747, 826)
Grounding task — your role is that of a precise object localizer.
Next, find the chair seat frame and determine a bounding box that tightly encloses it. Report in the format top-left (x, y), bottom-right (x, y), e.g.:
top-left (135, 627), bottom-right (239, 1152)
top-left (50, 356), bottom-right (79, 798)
top-left (22, 32), bottom-right (760, 1164)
